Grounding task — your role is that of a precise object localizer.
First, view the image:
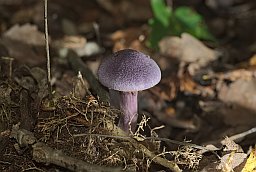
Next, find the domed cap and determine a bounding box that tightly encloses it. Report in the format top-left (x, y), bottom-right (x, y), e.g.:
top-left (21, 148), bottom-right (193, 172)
top-left (98, 49), bottom-right (161, 92)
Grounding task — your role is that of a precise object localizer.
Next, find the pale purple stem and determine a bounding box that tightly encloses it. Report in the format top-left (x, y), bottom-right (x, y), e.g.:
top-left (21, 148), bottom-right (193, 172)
top-left (118, 91), bottom-right (138, 133)
top-left (109, 90), bottom-right (138, 133)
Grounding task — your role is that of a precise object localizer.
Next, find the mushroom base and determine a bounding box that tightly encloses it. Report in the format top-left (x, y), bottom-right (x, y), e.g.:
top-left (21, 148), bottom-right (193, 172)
top-left (118, 91), bottom-right (138, 133)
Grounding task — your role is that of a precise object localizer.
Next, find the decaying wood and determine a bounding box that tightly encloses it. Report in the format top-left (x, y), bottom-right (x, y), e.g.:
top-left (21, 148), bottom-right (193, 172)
top-left (0, 56), bottom-right (14, 79)
top-left (20, 89), bottom-right (35, 131)
top-left (10, 124), bottom-right (122, 172)
top-left (32, 142), bottom-right (122, 172)
top-left (68, 50), bottom-right (109, 103)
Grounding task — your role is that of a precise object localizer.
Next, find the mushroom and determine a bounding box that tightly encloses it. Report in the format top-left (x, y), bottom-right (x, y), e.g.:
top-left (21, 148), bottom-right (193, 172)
top-left (98, 49), bottom-right (161, 133)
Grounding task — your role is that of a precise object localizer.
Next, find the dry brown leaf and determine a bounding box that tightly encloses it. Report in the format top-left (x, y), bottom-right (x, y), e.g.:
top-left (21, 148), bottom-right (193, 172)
top-left (180, 74), bottom-right (200, 95)
top-left (179, 72), bottom-right (215, 97)
top-left (218, 78), bottom-right (256, 112)
top-left (249, 54), bottom-right (256, 66)
top-left (1, 37), bottom-right (45, 66)
top-left (150, 77), bottom-right (178, 101)
top-left (110, 27), bottom-right (146, 52)
top-left (216, 152), bottom-right (247, 171)
top-left (217, 78), bottom-right (256, 126)
top-left (215, 69), bottom-right (255, 82)
top-left (3, 23), bottom-right (47, 46)
top-left (216, 137), bottom-right (246, 171)
top-left (221, 137), bottom-right (243, 152)
top-left (54, 36), bottom-right (87, 49)
top-left (159, 33), bottom-right (219, 75)
top-left (159, 36), bottom-right (182, 58)
top-left (73, 72), bottom-right (89, 99)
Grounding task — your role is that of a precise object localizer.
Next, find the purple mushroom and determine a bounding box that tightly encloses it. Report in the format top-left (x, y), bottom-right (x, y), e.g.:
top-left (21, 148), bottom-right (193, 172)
top-left (98, 49), bottom-right (161, 133)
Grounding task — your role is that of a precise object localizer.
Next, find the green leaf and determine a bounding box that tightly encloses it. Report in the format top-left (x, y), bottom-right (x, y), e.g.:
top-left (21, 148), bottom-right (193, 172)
top-left (174, 7), bottom-right (202, 29)
top-left (150, 0), bottom-right (172, 27)
top-left (174, 7), bottom-right (215, 40)
top-left (147, 0), bottom-right (172, 48)
top-left (147, 18), bottom-right (170, 48)
top-left (147, 3), bottom-right (216, 49)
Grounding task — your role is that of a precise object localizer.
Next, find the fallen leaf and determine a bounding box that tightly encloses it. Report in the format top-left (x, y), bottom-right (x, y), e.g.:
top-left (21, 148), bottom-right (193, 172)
top-left (54, 36), bottom-right (103, 57)
top-left (215, 69), bottom-right (254, 82)
top-left (73, 72), bottom-right (89, 99)
top-left (242, 149), bottom-right (256, 172)
top-left (219, 78), bottom-right (256, 112)
top-left (216, 152), bottom-right (247, 171)
top-left (3, 23), bottom-right (47, 46)
top-left (1, 37), bottom-right (45, 66)
top-left (110, 27), bottom-right (147, 52)
top-left (54, 35), bottom-right (87, 49)
top-left (221, 137), bottom-right (243, 152)
top-left (249, 54), bottom-right (256, 66)
top-left (159, 33), bottom-right (219, 75)
top-left (150, 77), bottom-right (178, 101)
top-left (75, 42), bottom-right (103, 57)
top-left (159, 36), bottom-right (182, 58)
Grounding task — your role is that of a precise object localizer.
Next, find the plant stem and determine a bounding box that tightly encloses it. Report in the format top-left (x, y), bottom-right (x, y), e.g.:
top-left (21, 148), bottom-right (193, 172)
top-left (44, 0), bottom-right (52, 98)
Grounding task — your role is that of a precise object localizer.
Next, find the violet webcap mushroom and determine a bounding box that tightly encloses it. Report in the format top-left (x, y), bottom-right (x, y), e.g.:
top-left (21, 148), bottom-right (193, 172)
top-left (98, 49), bottom-right (161, 133)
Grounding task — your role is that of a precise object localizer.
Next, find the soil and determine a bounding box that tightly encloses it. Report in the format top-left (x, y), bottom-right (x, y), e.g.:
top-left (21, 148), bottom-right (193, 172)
top-left (0, 0), bottom-right (256, 172)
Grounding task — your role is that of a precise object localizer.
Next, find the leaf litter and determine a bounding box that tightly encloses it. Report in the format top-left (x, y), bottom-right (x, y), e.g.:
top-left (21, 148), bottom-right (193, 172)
top-left (1, 0), bottom-right (256, 172)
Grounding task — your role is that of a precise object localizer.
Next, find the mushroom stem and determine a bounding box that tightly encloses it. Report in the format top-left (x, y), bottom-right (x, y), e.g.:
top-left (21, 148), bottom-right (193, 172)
top-left (118, 91), bottom-right (138, 133)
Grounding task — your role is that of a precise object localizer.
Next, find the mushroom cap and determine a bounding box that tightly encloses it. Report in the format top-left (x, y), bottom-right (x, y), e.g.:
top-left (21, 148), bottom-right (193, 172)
top-left (98, 49), bottom-right (161, 92)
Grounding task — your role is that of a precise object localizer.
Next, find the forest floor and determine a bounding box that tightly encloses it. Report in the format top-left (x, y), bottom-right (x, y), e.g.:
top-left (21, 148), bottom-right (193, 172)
top-left (0, 0), bottom-right (256, 171)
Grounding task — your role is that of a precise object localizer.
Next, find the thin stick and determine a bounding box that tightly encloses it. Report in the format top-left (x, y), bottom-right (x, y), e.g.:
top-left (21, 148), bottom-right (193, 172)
top-left (73, 133), bottom-right (217, 151)
top-left (33, 142), bottom-right (122, 172)
top-left (44, 0), bottom-right (52, 97)
top-left (223, 127), bottom-right (256, 142)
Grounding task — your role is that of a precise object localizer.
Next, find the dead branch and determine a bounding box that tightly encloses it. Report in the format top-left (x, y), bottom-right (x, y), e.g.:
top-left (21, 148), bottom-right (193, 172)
top-left (67, 50), bottom-right (109, 103)
top-left (223, 127), bottom-right (256, 143)
top-left (20, 89), bottom-right (35, 131)
top-left (10, 124), bottom-right (122, 172)
top-left (0, 56), bottom-right (14, 79)
top-left (32, 142), bottom-right (122, 172)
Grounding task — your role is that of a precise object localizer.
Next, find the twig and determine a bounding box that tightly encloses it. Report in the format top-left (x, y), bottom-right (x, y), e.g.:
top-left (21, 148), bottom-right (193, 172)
top-left (0, 160), bottom-right (11, 165)
top-left (10, 124), bottom-right (122, 172)
top-left (104, 120), bottom-right (182, 172)
top-left (67, 50), bottom-right (109, 103)
top-left (73, 133), bottom-right (218, 151)
top-left (44, 0), bottom-right (52, 98)
top-left (22, 167), bottom-right (45, 172)
top-left (32, 142), bottom-right (122, 172)
top-left (222, 127), bottom-right (256, 143)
